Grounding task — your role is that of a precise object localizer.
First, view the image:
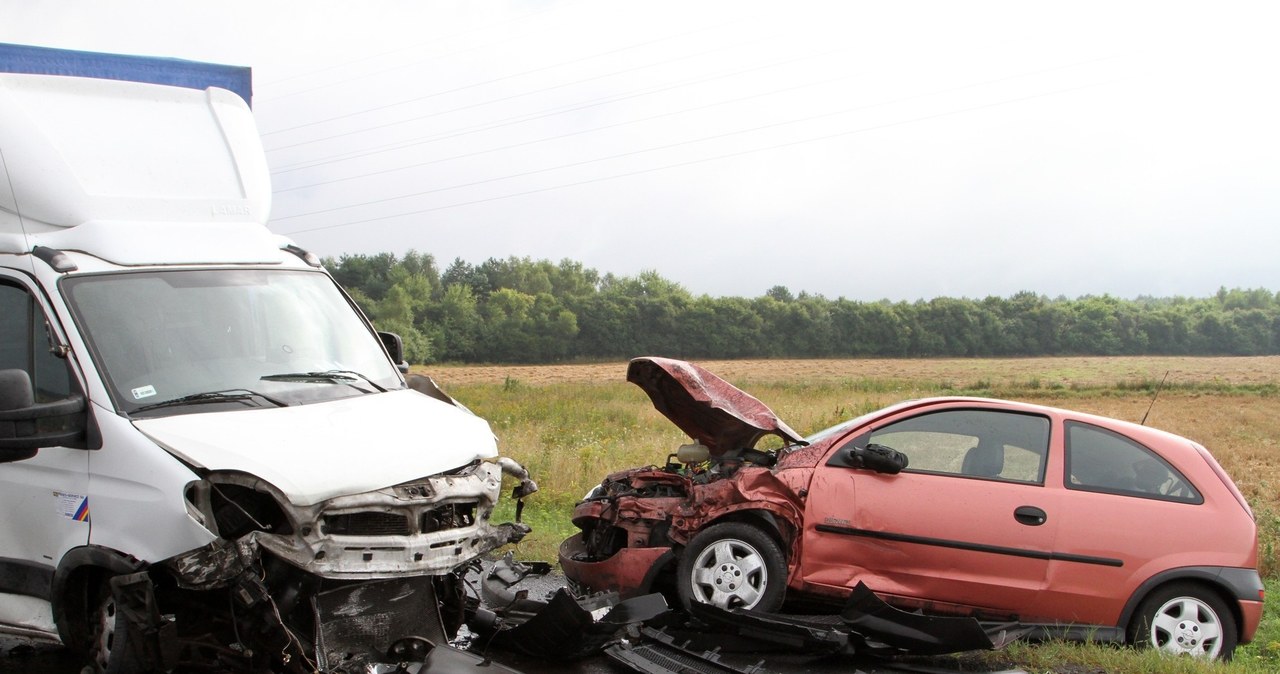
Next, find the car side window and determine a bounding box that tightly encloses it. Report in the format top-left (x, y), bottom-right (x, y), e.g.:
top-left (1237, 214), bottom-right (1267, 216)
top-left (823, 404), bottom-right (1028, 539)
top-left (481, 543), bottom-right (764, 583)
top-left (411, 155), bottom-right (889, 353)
top-left (1064, 421), bottom-right (1202, 503)
top-left (0, 281), bottom-right (72, 402)
top-left (865, 409), bottom-right (1050, 484)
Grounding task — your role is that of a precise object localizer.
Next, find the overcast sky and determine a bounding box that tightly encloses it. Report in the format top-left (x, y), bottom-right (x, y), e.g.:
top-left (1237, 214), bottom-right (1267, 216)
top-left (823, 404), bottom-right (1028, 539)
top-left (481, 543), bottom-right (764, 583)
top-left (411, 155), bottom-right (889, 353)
top-left (3, 1), bottom-right (1277, 301)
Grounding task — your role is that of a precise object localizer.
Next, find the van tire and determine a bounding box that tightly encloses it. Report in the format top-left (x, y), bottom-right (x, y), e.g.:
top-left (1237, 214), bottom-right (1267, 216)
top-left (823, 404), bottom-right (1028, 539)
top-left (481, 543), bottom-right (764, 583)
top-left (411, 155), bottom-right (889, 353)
top-left (86, 580), bottom-right (129, 674)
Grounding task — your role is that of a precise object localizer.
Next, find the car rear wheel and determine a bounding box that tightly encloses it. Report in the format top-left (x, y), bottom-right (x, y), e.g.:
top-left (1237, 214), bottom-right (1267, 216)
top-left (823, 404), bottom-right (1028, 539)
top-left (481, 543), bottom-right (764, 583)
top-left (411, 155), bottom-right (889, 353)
top-left (677, 522), bottom-right (786, 612)
top-left (1128, 582), bottom-right (1237, 660)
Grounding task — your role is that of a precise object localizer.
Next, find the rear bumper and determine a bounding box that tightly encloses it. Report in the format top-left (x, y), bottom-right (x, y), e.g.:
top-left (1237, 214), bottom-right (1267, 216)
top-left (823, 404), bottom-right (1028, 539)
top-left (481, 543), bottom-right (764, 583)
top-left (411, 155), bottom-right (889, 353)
top-left (1240, 599), bottom-right (1264, 643)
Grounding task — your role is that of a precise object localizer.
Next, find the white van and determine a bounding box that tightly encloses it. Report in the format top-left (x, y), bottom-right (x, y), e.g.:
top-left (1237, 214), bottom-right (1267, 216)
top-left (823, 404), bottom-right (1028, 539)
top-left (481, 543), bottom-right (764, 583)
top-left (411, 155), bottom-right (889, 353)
top-left (0, 72), bottom-right (534, 672)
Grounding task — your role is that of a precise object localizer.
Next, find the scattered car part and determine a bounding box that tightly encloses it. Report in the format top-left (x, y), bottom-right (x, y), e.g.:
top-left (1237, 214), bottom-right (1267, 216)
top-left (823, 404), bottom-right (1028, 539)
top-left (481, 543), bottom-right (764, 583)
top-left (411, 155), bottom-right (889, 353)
top-left (839, 583), bottom-right (1013, 656)
top-left (473, 554), bottom-right (670, 660)
top-left (606, 626), bottom-right (771, 674)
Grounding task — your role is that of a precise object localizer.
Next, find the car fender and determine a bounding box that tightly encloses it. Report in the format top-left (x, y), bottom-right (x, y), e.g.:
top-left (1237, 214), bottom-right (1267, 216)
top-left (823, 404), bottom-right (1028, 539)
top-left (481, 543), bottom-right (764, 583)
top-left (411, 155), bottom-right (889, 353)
top-left (672, 465), bottom-right (805, 540)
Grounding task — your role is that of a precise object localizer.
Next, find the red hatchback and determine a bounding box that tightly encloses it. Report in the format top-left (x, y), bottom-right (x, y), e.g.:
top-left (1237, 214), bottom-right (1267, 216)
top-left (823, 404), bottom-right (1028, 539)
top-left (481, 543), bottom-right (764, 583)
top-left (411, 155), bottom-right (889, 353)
top-left (560, 357), bottom-right (1263, 659)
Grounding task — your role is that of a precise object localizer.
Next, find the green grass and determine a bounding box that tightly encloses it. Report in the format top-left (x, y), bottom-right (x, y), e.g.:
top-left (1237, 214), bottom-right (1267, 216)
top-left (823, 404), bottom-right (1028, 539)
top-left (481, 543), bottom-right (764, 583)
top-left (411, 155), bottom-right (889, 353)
top-left (445, 365), bottom-right (1279, 673)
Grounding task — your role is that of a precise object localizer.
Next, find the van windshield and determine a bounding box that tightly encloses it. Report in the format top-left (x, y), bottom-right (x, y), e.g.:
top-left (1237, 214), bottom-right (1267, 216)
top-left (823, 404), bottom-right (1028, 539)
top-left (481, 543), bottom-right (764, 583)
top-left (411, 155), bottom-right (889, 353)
top-left (62, 269), bottom-right (402, 416)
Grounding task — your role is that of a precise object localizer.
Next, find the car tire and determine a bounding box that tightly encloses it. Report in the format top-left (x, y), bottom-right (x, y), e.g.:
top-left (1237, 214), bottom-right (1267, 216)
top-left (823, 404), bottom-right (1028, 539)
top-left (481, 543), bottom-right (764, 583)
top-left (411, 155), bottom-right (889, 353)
top-left (1128, 582), bottom-right (1237, 660)
top-left (677, 522), bottom-right (786, 612)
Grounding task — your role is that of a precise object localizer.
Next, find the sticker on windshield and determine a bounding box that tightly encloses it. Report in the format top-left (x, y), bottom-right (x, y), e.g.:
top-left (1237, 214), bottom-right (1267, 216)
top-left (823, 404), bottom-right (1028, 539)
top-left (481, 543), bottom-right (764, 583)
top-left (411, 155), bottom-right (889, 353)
top-left (132, 385), bottom-right (157, 400)
top-left (53, 491), bottom-right (90, 522)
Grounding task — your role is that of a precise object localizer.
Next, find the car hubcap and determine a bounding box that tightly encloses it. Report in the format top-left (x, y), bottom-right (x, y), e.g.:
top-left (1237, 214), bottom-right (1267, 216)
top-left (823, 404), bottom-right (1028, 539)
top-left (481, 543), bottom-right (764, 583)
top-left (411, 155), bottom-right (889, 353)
top-left (1149, 596), bottom-right (1222, 657)
top-left (689, 539), bottom-right (767, 609)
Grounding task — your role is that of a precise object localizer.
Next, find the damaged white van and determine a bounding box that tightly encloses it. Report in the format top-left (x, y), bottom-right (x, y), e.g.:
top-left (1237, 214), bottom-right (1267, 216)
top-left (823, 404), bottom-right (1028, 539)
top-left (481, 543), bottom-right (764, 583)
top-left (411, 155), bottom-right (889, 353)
top-left (0, 70), bottom-right (534, 672)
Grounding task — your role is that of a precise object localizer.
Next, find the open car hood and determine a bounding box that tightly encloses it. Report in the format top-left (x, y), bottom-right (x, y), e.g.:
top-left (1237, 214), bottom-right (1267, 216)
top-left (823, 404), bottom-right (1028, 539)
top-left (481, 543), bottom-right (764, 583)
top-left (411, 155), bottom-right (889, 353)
top-left (626, 357), bottom-right (803, 455)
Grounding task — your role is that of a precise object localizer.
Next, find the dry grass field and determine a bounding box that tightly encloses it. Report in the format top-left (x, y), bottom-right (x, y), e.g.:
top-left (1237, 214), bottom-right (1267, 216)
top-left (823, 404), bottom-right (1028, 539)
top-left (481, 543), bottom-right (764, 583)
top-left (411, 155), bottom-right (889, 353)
top-left (428, 355), bottom-right (1280, 388)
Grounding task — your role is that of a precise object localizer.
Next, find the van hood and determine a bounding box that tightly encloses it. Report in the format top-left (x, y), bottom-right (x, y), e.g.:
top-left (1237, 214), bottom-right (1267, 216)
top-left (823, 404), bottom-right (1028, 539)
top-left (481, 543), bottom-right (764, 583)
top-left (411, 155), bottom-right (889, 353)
top-left (133, 389), bottom-right (498, 506)
top-left (626, 357), bottom-right (803, 455)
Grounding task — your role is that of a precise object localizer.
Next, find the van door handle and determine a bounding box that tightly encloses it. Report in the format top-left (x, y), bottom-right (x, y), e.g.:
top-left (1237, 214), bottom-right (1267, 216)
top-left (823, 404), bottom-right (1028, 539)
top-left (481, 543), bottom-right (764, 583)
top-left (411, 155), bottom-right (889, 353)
top-left (1014, 506), bottom-right (1047, 526)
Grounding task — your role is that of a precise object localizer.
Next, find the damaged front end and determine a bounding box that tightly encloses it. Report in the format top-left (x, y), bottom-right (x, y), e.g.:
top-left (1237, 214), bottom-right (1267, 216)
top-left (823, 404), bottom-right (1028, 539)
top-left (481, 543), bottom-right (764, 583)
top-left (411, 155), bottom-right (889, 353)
top-left (112, 456), bottom-right (536, 673)
top-left (560, 357), bottom-right (809, 600)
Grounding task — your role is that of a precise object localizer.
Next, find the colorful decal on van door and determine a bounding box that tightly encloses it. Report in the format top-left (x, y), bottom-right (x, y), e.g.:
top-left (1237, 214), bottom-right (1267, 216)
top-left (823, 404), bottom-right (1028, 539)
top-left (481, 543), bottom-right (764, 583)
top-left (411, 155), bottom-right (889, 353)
top-left (54, 491), bottom-right (90, 522)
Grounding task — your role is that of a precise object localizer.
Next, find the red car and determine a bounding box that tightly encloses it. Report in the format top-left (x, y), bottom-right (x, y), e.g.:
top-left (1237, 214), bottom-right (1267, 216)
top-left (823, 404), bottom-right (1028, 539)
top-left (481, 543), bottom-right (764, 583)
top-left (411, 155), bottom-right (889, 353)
top-left (560, 357), bottom-right (1263, 659)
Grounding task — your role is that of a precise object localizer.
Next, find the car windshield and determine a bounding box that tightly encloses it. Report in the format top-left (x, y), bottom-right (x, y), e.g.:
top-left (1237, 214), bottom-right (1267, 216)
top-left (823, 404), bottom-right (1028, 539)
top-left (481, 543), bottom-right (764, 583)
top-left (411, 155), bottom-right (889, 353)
top-left (62, 269), bottom-right (402, 416)
top-left (804, 410), bottom-right (881, 445)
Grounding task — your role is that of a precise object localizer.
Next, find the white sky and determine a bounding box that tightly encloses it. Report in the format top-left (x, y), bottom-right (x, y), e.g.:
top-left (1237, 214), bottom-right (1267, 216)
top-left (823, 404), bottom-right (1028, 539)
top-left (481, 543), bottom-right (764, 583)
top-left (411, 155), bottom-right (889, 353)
top-left (3, 1), bottom-right (1277, 301)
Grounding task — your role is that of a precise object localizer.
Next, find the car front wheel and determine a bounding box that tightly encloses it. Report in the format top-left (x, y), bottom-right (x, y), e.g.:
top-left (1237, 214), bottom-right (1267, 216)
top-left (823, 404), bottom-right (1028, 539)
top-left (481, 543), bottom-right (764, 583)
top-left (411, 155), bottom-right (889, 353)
top-left (677, 522), bottom-right (786, 612)
top-left (1128, 582), bottom-right (1237, 660)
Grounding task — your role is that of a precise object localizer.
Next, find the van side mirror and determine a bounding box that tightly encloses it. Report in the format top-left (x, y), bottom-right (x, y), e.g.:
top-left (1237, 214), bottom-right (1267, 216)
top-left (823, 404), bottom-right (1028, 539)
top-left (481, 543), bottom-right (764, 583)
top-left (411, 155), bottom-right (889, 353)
top-left (0, 369), bottom-right (87, 461)
top-left (378, 331), bottom-right (410, 374)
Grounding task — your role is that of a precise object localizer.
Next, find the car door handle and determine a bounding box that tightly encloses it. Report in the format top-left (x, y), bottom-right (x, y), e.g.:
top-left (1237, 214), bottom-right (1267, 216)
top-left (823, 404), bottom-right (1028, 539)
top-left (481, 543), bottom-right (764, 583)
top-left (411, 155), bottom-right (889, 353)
top-left (1014, 506), bottom-right (1047, 526)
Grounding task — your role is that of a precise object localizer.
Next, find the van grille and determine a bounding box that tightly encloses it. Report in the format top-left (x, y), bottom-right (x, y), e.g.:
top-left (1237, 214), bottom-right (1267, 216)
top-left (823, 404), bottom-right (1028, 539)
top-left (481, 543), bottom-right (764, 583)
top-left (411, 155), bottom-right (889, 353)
top-left (323, 512), bottom-right (410, 536)
top-left (422, 502), bottom-right (477, 533)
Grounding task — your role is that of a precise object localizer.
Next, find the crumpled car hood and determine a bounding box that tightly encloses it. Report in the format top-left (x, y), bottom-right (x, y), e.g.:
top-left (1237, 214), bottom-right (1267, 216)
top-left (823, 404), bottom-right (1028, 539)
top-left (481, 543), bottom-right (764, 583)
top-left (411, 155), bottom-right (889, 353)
top-left (626, 357), bottom-right (803, 455)
top-left (134, 389), bottom-right (498, 506)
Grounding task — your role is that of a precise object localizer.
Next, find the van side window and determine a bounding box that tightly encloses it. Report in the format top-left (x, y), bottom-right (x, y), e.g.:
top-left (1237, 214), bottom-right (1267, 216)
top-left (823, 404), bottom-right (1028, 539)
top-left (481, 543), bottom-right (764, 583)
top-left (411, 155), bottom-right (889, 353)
top-left (1065, 421), bottom-right (1202, 503)
top-left (0, 281), bottom-right (72, 402)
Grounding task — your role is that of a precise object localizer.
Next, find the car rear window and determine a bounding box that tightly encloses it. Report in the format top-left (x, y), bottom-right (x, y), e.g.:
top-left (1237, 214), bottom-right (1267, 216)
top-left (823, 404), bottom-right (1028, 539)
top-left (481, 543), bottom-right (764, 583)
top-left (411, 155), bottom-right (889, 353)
top-left (1064, 421), bottom-right (1203, 504)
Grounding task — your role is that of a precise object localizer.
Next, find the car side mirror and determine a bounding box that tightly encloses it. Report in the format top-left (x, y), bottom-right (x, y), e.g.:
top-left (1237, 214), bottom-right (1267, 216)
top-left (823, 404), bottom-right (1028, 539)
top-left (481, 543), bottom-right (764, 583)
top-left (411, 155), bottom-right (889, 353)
top-left (0, 369), bottom-right (88, 461)
top-left (378, 331), bottom-right (410, 374)
top-left (826, 443), bottom-right (909, 474)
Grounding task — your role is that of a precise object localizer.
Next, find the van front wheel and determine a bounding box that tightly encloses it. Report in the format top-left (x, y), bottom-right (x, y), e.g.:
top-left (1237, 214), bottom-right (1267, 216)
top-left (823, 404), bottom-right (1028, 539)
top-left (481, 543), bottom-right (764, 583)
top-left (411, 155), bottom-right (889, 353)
top-left (87, 581), bottom-right (129, 674)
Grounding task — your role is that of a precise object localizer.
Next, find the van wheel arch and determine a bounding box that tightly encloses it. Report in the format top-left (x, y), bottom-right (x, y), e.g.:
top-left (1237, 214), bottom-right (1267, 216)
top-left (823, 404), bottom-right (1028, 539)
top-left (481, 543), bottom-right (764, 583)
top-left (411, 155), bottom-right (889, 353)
top-left (51, 546), bottom-right (144, 656)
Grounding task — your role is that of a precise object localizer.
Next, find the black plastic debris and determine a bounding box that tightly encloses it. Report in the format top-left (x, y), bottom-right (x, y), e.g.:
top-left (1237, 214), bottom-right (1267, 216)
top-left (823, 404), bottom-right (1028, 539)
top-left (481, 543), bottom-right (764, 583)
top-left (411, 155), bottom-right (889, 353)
top-left (606, 626), bottom-right (773, 674)
top-left (364, 638), bottom-right (526, 674)
top-left (840, 582), bottom-right (999, 655)
top-left (687, 601), bottom-right (852, 655)
top-left (473, 554), bottom-right (670, 660)
top-left (687, 582), bottom-right (1025, 658)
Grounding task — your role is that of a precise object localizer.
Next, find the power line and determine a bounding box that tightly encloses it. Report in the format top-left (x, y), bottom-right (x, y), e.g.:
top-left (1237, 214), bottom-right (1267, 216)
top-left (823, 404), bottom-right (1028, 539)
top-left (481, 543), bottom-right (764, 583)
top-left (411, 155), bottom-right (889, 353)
top-left (273, 60), bottom-right (859, 193)
top-left (273, 56), bottom-right (1117, 211)
top-left (277, 77), bottom-right (1126, 236)
top-left (259, 16), bottom-right (756, 139)
top-left (256, 1), bottom-right (579, 96)
top-left (270, 48), bottom-right (845, 175)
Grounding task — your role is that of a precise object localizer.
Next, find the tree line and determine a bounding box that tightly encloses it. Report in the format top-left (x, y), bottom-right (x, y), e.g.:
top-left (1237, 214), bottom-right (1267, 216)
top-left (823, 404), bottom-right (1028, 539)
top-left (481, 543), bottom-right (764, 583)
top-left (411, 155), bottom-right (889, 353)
top-left (326, 251), bottom-right (1280, 364)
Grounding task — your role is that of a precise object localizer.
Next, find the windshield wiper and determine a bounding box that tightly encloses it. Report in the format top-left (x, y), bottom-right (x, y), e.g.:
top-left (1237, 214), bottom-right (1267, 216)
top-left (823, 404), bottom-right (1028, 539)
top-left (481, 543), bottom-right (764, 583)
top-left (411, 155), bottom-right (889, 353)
top-left (260, 370), bottom-right (388, 393)
top-left (133, 389), bottom-right (290, 414)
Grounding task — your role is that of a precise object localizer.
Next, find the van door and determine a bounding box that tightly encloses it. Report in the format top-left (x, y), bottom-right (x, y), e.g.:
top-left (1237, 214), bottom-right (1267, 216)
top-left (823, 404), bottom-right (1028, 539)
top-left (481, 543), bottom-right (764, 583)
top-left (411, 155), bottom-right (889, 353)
top-left (0, 273), bottom-right (90, 630)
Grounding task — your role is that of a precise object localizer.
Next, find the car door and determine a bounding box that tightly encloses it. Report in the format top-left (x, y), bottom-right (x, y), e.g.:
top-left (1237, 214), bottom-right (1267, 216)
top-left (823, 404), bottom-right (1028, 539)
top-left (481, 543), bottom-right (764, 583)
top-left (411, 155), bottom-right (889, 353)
top-left (0, 273), bottom-right (90, 629)
top-left (801, 404), bottom-right (1059, 618)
